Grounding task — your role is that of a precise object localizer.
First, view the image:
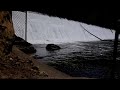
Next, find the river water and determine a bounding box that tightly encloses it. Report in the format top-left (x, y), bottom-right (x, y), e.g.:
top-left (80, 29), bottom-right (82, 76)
top-left (33, 41), bottom-right (120, 79)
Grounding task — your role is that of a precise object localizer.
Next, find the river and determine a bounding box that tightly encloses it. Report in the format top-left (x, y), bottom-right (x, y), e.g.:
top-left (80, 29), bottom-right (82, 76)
top-left (32, 41), bottom-right (120, 79)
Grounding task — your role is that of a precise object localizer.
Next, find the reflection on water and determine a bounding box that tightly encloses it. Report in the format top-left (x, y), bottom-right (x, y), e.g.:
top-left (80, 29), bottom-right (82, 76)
top-left (33, 41), bottom-right (120, 79)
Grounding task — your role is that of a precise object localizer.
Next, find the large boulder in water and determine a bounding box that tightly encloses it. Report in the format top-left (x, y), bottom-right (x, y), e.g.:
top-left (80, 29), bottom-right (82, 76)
top-left (46, 44), bottom-right (61, 51)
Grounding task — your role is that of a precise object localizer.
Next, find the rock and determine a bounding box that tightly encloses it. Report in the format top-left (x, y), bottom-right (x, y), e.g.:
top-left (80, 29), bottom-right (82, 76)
top-left (14, 35), bottom-right (37, 54)
top-left (33, 55), bottom-right (43, 59)
top-left (39, 71), bottom-right (48, 77)
top-left (14, 35), bottom-right (32, 46)
top-left (32, 66), bottom-right (39, 71)
top-left (20, 46), bottom-right (36, 54)
top-left (0, 11), bottom-right (15, 58)
top-left (9, 58), bottom-right (13, 61)
top-left (46, 44), bottom-right (61, 51)
top-left (26, 60), bottom-right (32, 64)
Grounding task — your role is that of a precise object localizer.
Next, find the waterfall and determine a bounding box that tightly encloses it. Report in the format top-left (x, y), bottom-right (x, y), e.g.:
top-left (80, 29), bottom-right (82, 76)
top-left (12, 11), bottom-right (116, 44)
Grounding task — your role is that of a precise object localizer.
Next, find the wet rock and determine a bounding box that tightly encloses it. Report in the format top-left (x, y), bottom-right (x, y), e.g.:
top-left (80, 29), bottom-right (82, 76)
top-left (20, 46), bottom-right (36, 54)
top-left (14, 35), bottom-right (37, 54)
top-left (33, 55), bottom-right (43, 59)
top-left (14, 35), bottom-right (32, 46)
top-left (46, 44), bottom-right (61, 51)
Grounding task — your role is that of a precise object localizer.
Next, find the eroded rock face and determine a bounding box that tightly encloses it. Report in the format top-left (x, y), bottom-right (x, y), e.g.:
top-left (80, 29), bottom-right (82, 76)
top-left (14, 35), bottom-right (36, 54)
top-left (0, 11), bottom-right (15, 58)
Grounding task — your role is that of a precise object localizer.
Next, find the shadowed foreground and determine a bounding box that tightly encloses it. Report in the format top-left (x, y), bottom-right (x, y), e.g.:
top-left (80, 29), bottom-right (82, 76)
top-left (0, 46), bottom-right (92, 79)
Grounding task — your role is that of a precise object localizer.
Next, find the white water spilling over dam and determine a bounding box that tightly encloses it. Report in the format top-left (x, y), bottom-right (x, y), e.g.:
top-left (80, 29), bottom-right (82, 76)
top-left (12, 11), bottom-right (116, 44)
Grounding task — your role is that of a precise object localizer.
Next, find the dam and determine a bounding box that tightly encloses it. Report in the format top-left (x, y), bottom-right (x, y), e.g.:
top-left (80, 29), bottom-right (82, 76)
top-left (12, 11), bottom-right (115, 44)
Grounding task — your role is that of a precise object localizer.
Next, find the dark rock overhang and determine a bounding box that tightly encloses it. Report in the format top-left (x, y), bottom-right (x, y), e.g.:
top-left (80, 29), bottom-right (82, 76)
top-left (29, 8), bottom-right (120, 31)
top-left (19, 8), bottom-right (120, 32)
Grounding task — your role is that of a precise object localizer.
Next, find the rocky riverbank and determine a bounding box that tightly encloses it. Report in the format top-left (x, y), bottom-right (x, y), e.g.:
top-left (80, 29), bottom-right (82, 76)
top-left (0, 45), bottom-right (91, 79)
top-left (0, 11), bottom-right (91, 79)
top-left (14, 35), bottom-right (36, 54)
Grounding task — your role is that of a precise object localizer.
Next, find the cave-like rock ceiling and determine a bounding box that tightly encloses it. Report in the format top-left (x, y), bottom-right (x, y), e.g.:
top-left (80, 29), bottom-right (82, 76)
top-left (22, 8), bottom-right (120, 30)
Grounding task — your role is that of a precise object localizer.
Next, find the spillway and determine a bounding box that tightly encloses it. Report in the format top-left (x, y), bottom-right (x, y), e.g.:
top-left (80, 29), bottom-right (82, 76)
top-left (12, 11), bottom-right (116, 44)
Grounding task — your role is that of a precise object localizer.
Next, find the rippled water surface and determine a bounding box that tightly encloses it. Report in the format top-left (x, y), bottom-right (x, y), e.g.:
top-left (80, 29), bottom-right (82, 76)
top-left (33, 41), bottom-right (120, 79)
